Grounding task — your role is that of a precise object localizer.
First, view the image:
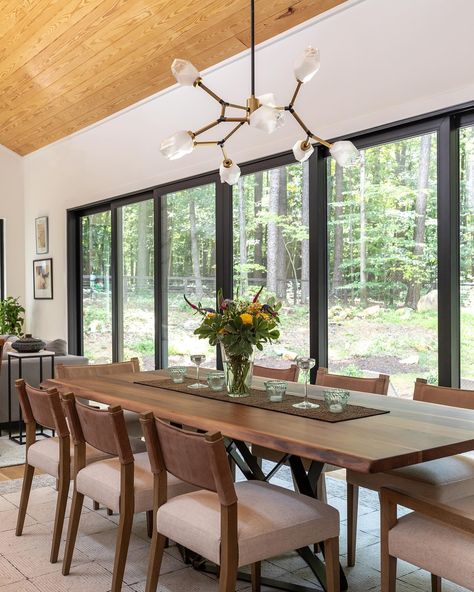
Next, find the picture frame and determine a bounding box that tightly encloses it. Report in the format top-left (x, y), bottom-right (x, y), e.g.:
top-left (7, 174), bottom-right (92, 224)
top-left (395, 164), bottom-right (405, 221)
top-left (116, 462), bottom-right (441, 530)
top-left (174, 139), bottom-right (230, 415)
top-left (33, 258), bottom-right (53, 300)
top-left (35, 216), bottom-right (49, 254)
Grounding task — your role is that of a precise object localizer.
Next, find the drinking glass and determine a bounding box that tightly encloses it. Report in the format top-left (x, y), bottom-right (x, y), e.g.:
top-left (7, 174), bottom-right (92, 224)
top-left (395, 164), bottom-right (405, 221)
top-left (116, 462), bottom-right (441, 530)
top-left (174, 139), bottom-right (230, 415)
top-left (188, 354), bottom-right (207, 389)
top-left (292, 357), bottom-right (318, 409)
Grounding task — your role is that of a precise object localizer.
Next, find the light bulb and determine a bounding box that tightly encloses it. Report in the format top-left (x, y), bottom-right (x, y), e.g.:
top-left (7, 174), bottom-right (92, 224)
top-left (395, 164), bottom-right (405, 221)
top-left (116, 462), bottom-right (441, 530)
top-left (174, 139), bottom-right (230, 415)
top-left (294, 46), bottom-right (320, 83)
top-left (330, 141), bottom-right (360, 167)
top-left (250, 106), bottom-right (285, 135)
top-left (219, 160), bottom-right (241, 185)
top-left (292, 139), bottom-right (314, 162)
top-left (160, 130), bottom-right (194, 160)
top-left (171, 59), bottom-right (200, 86)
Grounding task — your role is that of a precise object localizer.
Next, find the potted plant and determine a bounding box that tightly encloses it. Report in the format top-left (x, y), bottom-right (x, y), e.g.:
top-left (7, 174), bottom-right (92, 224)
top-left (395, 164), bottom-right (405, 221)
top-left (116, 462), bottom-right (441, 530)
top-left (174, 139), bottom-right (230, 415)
top-left (185, 288), bottom-right (281, 397)
top-left (0, 296), bottom-right (25, 337)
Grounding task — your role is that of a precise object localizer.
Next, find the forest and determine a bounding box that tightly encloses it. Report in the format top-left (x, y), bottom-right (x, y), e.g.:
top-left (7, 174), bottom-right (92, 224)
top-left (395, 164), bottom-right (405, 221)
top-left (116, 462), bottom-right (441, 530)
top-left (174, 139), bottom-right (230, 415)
top-left (80, 127), bottom-right (474, 398)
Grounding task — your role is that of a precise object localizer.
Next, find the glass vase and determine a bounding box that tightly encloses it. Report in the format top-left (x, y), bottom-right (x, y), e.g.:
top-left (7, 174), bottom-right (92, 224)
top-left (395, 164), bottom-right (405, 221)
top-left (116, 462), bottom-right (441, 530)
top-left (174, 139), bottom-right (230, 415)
top-left (220, 343), bottom-right (255, 398)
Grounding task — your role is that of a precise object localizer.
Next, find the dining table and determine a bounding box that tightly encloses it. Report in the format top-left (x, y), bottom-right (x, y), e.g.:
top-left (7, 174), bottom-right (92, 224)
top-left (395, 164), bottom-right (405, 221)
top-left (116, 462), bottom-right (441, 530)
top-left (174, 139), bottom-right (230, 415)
top-left (44, 369), bottom-right (474, 592)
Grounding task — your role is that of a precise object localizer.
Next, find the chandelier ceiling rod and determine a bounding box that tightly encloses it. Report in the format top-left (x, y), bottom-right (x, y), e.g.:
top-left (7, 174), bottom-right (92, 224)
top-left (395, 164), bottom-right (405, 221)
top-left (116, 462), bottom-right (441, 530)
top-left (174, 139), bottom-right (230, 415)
top-left (160, 0), bottom-right (360, 184)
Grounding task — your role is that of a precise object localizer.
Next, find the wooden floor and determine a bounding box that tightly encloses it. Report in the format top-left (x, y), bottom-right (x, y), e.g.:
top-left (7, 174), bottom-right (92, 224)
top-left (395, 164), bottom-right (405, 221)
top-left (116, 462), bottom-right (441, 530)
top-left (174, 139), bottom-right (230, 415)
top-left (0, 464), bottom-right (42, 481)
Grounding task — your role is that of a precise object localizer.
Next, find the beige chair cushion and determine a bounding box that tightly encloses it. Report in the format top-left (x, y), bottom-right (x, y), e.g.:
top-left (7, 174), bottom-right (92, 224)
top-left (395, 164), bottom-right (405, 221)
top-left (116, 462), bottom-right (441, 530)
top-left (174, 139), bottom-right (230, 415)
top-left (76, 452), bottom-right (196, 514)
top-left (156, 480), bottom-right (339, 567)
top-left (27, 437), bottom-right (111, 478)
top-left (347, 452), bottom-right (474, 502)
top-left (389, 495), bottom-right (474, 588)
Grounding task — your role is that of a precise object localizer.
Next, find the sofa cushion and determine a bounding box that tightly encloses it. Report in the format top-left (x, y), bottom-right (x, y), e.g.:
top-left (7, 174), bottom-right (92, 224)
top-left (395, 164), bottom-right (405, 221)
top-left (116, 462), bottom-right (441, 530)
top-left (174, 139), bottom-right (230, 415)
top-left (2, 337), bottom-right (18, 359)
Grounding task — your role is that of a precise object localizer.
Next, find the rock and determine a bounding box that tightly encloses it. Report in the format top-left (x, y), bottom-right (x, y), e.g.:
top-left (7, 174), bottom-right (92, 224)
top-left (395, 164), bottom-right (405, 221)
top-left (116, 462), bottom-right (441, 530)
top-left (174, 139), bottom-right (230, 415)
top-left (400, 354), bottom-right (419, 365)
top-left (396, 307), bottom-right (412, 318)
top-left (361, 305), bottom-right (381, 317)
top-left (417, 289), bottom-right (438, 312)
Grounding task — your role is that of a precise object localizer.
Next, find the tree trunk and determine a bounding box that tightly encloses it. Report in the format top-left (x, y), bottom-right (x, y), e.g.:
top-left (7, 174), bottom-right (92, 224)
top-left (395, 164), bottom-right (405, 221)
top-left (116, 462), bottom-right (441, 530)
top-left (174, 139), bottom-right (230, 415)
top-left (332, 163), bottom-right (344, 299)
top-left (253, 171), bottom-right (264, 279)
top-left (359, 152), bottom-right (368, 307)
top-left (406, 134), bottom-right (432, 309)
top-left (276, 167), bottom-right (288, 300)
top-left (136, 201), bottom-right (148, 295)
top-left (189, 196), bottom-right (203, 299)
top-left (267, 169), bottom-right (280, 295)
top-left (238, 177), bottom-right (248, 294)
top-left (301, 161), bottom-right (310, 304)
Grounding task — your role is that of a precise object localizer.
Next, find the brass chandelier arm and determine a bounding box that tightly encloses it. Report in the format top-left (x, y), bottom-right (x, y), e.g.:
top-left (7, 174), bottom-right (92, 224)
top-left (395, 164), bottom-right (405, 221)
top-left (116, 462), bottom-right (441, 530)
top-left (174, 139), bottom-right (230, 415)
top-left (289, 80), bottom-right (303, 108)
top-left (192, 120), bottom-right (221, 137)
top-left (221, 121), bottom-right (246, 143)
top-left (194, 140), bottom-right (219, 145)
top-left (195, 79), bottom-right (247, 112)
top-left (289, 109), bottom-right (332, 149)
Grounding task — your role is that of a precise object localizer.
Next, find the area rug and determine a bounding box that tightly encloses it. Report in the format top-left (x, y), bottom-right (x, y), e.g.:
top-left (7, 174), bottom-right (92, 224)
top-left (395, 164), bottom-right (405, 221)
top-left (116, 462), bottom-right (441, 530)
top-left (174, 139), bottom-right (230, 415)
top-left (0, 435), bottom-right (26, 468)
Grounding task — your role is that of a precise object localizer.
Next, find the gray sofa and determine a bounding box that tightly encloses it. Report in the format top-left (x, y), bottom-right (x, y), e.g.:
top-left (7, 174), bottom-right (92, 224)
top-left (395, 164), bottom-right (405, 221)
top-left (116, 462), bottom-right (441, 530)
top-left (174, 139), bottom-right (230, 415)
top-left (0, 351), bottom-right (88, 425)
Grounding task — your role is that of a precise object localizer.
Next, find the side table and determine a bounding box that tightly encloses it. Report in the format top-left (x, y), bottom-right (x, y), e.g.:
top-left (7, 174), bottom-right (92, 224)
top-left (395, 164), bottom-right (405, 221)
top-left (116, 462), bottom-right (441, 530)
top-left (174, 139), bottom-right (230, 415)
top-left (8, 350), bottom-right (56, 444)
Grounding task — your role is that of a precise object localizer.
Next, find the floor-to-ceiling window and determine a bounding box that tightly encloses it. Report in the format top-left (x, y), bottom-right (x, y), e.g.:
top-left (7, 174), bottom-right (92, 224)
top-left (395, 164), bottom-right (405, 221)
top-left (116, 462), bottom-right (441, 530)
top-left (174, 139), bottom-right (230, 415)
top-left (460, 124), bottom-right (474, 389)
top-left (327, 132), bottom-right (438, 398)
top-left (81, 210), bottom-right (112, 363)
top-left (233, 162), bottom-right (310, 369)
top-left (117, 199), bottom-right (155, 369)
top-left (161, 184), bottom-right (216, 368)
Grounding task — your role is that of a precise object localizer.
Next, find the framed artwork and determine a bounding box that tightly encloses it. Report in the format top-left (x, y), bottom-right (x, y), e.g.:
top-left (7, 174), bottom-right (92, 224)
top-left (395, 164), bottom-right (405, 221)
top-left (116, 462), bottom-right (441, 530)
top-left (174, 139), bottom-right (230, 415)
top-left (35, 216), bottom-right (49, 254)
top-left (33, 258), bottom-right (53, 300)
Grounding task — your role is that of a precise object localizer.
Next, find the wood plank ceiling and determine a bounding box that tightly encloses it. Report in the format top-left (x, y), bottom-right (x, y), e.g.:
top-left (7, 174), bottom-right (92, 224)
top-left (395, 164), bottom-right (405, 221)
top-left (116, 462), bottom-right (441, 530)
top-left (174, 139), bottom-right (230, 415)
top-left (0, 0), bottom-right (347, 156)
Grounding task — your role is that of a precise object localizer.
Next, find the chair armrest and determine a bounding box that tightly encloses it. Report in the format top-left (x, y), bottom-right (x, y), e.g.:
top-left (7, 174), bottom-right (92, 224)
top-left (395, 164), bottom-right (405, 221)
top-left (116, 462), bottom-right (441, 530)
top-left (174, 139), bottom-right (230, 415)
top-left (380, 487), bottom-right (474, 535)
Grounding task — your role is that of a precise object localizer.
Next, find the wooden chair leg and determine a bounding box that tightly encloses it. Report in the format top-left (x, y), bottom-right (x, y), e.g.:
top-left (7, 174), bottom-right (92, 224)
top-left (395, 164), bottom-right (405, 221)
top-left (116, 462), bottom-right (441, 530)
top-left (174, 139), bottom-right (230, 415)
top-left (16, 464), bottom-right (35, 536)
top-left (347, 482), bottom-right (359, 566)
top-left (381, 489), bottom-right (397, 592)
top-left (110, 502), bottom-right (134, 592)
top-left (431, 574), bottom-right (442, 592)
top-left (324, 537), bottom-right (340, 592)
top-left (146, 510), bottom-right (153, 539)
top-left (317, 474), bottom-right (327, 503)
top-left (62, 490), bottom-right (84, 576)
top-left (251, 562), bottom-right (261, 592)
top-left (145, 531), bottom-right (167, 592)
top-left (93, 501), bottom-right (100, 511)
top-left (107, 508), bottom-right (113, 516)
top-left (50, 472), bottom-right (70, 563)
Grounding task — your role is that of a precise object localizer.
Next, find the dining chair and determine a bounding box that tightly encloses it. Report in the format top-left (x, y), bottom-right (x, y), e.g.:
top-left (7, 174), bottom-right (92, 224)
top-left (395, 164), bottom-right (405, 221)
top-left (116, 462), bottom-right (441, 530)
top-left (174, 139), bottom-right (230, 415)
top-left (56, 359), bottom-right (145, 442)
top-left (61, 394), bottom-right (197, 592)
top-left (346, 378), bottom-right (474, 567)
top-left (15, 379), bottom-right (111, 563)
top-left (380, 487), bottom-right (474, 591)
top-left (140, 412), bottom-right (341, 592)
top-left (253, 363), bottom-right (300, 381)
top-left (252, 367), bottom-right (389, 498)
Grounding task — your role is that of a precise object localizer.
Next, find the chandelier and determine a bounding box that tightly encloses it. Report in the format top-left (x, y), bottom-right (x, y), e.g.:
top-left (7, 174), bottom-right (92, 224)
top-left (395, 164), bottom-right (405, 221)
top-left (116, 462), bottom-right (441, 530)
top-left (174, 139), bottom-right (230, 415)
top-left (160, 0), bottom-right (359, 185)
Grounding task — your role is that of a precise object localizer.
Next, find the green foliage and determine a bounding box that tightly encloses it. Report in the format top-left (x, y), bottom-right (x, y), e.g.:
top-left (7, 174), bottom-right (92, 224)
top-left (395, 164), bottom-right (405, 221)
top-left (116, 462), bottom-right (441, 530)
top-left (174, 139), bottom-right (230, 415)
top-left (0, 296), bottom-right (25, 336)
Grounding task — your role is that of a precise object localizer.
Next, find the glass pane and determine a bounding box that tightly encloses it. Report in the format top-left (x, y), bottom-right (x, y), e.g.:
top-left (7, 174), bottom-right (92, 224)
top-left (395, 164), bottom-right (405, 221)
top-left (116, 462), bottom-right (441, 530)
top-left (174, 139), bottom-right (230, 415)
top-left (81, 211), bottom-right (112, 363)
top-left (162, 184), bottom-right (216, 367)
top-left (327, 132), bottom-right (438, 398)
top-left (460, 125), bottom-right (474, 388)
top-left (233, 163), bottom-right (310, 370)
top-left (118, 199), bottom-right (155, 370)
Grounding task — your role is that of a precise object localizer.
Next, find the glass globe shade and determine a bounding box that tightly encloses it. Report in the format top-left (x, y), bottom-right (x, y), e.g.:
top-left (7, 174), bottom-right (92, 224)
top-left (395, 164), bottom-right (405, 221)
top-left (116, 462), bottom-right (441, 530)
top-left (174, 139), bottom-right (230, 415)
top-left (171, 59), bottom-right (200, 86)
top-left (219, 161), bottom-right (241, 185)
top-left (250, 104), bottom-right (285, 134)
top-left (292, 139), bottom-right (314, 163)
top-left (160, 130), bottom-right (194, 160)
top-left (294, 46), bottom-right (320, 83)
top-left (330, 141), bottom-right (360, 167)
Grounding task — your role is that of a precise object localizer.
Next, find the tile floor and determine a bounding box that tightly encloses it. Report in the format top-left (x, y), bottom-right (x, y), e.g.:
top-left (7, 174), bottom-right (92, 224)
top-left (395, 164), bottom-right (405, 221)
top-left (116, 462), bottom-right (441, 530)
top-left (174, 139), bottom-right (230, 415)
top-left (0, 469), bottom-right (470, 592)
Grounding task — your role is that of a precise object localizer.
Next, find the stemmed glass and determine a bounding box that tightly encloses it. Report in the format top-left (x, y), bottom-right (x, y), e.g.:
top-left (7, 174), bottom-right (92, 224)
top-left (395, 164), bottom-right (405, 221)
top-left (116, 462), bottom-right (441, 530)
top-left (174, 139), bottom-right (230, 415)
top-left (292, 357), bottom-right (319, 409)
top-left (188, 354), bottom-right (207, 389)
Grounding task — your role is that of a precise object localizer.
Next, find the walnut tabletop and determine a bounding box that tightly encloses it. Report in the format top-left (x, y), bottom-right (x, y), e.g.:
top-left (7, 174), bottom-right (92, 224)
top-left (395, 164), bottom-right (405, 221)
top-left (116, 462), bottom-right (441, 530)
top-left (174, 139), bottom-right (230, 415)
top-left (44, 370), bottom-right (474, 474)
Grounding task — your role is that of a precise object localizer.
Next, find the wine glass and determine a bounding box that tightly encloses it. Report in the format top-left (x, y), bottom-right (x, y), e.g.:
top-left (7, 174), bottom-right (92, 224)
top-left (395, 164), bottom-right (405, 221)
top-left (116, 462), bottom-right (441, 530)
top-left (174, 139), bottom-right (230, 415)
top-left (188, 354), bottom-right (207, 389)
top-left (293, 357), bottom-right (318, 409)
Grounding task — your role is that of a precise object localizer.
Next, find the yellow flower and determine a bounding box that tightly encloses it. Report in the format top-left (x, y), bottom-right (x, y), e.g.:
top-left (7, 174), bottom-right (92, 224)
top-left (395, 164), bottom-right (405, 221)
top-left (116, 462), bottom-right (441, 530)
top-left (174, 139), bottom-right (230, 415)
top-left (240, 313), bottom-right (253, 325)
top-left (218, 328), bottom-right (227, 334)
top-left (206, 312), bottom-right (216, 318)
top-left (257, 312), bottom-right (270, 320)
top-left (247, 302), bottom-right (262, 313)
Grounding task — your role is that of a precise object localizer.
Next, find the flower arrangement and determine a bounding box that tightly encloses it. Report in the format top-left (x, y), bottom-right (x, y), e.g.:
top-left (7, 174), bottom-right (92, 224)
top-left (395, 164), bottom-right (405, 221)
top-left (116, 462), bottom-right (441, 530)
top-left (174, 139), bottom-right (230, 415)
top-left (184, 287), bottom-right (281, 396)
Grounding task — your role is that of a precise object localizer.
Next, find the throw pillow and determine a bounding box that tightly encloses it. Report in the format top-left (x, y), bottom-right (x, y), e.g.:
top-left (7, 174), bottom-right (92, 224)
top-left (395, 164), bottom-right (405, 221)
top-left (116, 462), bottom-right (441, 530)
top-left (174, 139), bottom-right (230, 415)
top-left (44, 338), bottom-right (68, 356)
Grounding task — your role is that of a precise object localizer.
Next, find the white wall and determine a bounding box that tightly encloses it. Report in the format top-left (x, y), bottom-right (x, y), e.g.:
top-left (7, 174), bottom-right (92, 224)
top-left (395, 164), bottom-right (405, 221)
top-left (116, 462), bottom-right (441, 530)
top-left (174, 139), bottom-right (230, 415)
top-left (22, 0), bottom-right (474, 341)
top-left (0, 144), bottom-right (24, 307)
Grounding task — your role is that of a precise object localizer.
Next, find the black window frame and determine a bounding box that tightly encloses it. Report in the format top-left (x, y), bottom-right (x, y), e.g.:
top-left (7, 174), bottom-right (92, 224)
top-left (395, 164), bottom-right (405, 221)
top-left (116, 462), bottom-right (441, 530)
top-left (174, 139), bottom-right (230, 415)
top-left (67, 99), bottom-right (474, 386)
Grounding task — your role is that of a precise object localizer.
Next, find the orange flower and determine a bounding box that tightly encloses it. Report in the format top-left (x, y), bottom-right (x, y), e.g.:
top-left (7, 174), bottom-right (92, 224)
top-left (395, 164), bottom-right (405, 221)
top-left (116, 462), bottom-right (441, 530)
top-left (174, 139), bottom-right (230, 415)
top-left (240, 313), bottom-right (253, 325)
